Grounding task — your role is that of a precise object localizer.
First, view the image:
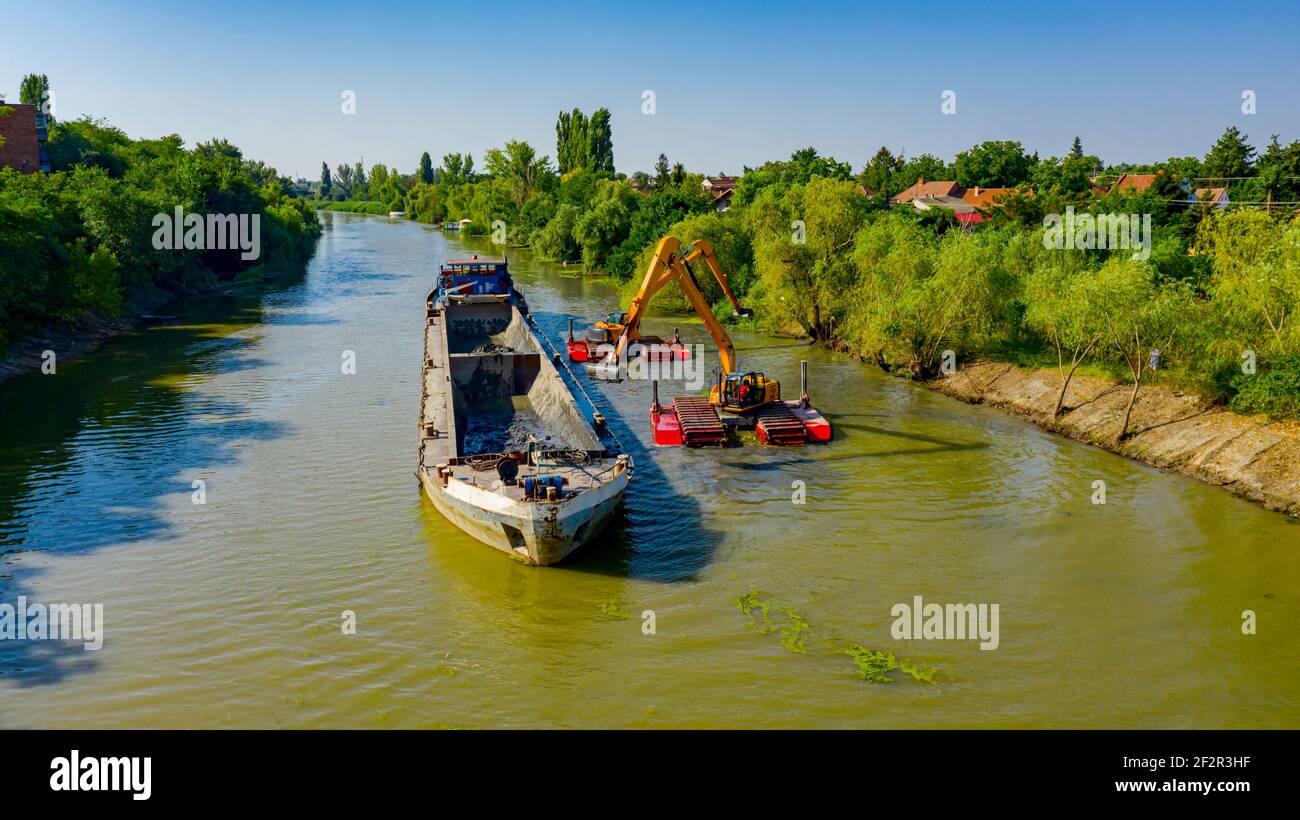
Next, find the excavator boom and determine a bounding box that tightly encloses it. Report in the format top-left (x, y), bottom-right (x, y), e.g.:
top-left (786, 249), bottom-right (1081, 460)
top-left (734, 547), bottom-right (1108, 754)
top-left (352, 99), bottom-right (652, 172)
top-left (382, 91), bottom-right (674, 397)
top-left (592, 234), bottom-right (828, 447)
top-left (613, 236), bottom-right (748, 373)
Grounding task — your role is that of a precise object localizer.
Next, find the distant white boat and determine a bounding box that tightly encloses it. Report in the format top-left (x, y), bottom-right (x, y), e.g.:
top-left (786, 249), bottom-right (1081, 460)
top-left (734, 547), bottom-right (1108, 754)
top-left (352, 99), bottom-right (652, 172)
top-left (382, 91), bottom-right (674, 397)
top-left (388, 210), bottom-right (406, 218)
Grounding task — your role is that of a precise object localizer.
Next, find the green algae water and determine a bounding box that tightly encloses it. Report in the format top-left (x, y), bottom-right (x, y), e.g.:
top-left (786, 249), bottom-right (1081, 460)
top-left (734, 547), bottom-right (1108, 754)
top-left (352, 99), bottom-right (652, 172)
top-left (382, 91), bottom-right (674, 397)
top-left (1, 212), bottom-right (1298, 728)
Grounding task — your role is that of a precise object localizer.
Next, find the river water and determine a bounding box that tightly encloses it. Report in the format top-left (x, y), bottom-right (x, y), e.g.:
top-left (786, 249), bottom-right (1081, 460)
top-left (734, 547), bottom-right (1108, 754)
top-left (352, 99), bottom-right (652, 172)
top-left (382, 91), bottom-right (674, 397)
top-left (1, 212), bottom-right (1297, 728)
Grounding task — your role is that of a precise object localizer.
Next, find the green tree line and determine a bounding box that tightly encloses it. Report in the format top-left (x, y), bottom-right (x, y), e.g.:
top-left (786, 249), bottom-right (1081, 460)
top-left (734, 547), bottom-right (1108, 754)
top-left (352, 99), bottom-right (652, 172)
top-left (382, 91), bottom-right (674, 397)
top-left (0, 75), bottom-right (322, 353)
top-left (308, 107), bottom-right (1298, 428)
top-left (369, 117), bottom-right (1299, 429)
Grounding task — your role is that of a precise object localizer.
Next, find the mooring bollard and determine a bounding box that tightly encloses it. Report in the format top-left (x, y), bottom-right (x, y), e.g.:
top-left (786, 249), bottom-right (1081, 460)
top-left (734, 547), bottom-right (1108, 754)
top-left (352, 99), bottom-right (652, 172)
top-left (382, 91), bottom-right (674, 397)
top-left (801, 360), bottom-right (809, 407)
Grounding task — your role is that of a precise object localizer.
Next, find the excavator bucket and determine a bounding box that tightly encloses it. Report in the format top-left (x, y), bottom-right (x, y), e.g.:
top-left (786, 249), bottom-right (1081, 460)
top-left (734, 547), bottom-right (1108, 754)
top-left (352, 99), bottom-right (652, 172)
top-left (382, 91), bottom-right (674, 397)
top-left (585, 358), bottom-right (624, 382)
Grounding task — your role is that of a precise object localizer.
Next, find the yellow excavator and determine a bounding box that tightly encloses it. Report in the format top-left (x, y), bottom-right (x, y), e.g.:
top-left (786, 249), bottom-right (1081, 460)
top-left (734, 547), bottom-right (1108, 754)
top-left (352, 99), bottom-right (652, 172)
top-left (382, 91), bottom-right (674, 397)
top-left (592, 235), bottom-right (779, 414)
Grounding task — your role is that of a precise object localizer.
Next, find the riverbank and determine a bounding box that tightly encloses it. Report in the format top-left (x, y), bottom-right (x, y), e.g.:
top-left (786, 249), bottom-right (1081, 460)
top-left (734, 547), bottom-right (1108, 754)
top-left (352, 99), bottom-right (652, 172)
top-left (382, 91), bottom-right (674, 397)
top-left (0, 284), bottom-right (180, 384)
top-left (931, 359), bottom-right (1300, 517)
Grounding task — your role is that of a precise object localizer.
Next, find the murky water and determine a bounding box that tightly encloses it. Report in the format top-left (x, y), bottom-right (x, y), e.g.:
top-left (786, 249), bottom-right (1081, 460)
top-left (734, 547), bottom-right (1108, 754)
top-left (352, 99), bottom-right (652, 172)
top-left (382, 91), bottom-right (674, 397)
top-left (2, 212), bottom-right (1297, 728)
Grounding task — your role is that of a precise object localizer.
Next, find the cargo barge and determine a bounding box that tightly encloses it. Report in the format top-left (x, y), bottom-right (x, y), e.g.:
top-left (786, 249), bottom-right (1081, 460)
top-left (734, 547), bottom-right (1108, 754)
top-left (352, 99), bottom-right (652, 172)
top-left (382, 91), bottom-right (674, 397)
top-left (417, 255), bottom-right (632, 565)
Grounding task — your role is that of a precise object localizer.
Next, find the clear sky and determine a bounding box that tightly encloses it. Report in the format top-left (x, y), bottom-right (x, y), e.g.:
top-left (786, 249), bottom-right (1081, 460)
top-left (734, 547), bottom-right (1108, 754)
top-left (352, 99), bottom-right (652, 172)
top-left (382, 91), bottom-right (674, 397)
top-left (3, 0), bottom-right (1297, 179)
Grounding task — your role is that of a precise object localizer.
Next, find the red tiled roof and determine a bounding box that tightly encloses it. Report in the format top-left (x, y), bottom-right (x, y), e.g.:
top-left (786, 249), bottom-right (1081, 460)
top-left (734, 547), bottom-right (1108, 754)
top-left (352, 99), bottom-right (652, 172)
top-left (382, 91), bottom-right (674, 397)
top-left (961, 186), bottom-right (1017, 209)
top-left (891, 179), bottom-right (963, 204)
top-left (1112, 173), bottom-right (1161, 193)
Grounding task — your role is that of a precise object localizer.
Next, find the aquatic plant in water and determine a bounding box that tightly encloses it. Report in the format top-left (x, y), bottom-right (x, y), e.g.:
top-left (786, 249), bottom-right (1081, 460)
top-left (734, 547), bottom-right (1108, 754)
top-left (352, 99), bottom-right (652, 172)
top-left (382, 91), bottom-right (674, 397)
top-left (600, 598), bottom-right (632, 619)
top-left (839, 644), bottom-right (937, 684)
top-left (734, 590), bottom-right (937, 683)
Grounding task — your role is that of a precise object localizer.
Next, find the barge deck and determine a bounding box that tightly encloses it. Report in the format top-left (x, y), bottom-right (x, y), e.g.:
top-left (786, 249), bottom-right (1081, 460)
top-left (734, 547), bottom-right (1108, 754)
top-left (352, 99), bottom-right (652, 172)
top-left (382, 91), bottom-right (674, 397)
top-left (417, 258), bottom-right (631, 565)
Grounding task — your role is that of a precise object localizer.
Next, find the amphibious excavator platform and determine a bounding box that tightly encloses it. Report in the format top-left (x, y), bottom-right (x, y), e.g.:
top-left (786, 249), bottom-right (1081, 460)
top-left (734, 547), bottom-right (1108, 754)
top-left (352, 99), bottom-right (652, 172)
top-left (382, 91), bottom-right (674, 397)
top-left (592, 235), bottom-right (831, 447)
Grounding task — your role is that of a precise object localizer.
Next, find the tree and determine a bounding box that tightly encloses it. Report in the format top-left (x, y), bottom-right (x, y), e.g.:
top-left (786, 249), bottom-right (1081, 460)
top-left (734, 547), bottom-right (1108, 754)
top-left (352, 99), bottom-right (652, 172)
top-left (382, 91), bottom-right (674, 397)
top-left (653, 153), bottom-right (671, 188)
top-left (533, 203), bottom-right (582, 261)
top-left (556, 109), bottom-right (591, 174)
top-left (1254, 136), bottom-right (1300, 204)
top-left (752, 178), bottom-right (872, 342)
top-left (1202, 126), bottom-right (1256, 180)
top-left (899, 153), bottom-right (952, 187)
top-left (1031, 154), bottom-right (1099, 195)
top-left (441, 152), bottom-right (473, 186)
top-left (859, 146), bottom-right (904, 197)
top-left (319, 161), bottom-right (332, 199)
top-left (419, 151), bottom-right (434, 184)
top-left (1198, 210), bottom-right (1300, 356)
top-left (573, 181), bottom-right (634, 269)
top-left (587, 107), bottom-right (614, 173)
top-left (484, 140), bottom-right (553, 208)
top-left (1079, 259), bottom-right (1195, 443)
top-left (1025, 258), bottom-right (1105, 418)
top-left (19, 73), bottom-right (52, 122)
top-left (955, 140), bottom-right (1034, 188)
top-left (732, 147), bottom-right (853, 207)
top-left (606, 185), bottom-right (712, 281)
top-left (332, 163), bottom-right (354, 198)
top-left (1070, 136), bottom-right (1084, 159)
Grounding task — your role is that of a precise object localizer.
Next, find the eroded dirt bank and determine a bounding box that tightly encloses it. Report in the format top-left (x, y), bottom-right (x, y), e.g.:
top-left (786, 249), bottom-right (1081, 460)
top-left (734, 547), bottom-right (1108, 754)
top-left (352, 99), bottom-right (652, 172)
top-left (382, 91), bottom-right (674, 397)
top-left (0, 286), bottom-right (178, 385)
top-left (931, 360), bottom-right (1300, 517)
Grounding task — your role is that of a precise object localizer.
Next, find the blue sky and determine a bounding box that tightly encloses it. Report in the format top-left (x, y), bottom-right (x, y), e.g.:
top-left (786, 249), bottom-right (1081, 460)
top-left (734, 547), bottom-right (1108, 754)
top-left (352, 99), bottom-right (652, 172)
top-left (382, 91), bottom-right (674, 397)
top-left (3, 0), bottom-right (1298, 179)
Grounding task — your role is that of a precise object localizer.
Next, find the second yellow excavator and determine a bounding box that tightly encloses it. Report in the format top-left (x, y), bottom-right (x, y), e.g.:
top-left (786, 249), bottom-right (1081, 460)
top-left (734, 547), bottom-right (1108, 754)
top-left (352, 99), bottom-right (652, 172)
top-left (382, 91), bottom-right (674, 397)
top-left (590, 235), bottom-right (831, 447)
top-left (590, 236), bottom-right (776, 406)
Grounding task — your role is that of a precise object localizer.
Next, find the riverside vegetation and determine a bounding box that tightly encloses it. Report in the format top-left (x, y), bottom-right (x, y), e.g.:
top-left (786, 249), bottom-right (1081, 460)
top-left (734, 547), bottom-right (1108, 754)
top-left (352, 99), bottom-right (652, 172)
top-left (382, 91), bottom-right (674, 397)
top-left (0, 74), bottom-right (322, 356)
top-left (317, 114), bottom-right (1298, 439)
top-left (8, 82), bottom-right (1296, 437)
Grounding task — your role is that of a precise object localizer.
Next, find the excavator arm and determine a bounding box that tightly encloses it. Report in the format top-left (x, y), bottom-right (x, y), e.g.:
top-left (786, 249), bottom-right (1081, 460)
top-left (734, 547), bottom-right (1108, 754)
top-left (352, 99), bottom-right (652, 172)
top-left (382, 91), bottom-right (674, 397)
top-left (680, 238), bottom-right (752, 322)
top-left (612, 236), bottom-right (750, 373)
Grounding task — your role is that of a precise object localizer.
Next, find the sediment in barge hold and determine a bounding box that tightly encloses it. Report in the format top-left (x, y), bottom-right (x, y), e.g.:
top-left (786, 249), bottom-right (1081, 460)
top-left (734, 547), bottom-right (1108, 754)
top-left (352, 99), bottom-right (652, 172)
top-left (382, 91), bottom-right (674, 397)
top-left (418, 257), bottom-right (632, 565)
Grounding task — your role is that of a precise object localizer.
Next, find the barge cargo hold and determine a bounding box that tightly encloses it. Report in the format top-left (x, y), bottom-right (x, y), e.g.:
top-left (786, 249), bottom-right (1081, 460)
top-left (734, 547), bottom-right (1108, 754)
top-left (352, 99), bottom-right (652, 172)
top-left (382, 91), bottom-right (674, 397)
top-left (418, 257), bottom-right (632, 565)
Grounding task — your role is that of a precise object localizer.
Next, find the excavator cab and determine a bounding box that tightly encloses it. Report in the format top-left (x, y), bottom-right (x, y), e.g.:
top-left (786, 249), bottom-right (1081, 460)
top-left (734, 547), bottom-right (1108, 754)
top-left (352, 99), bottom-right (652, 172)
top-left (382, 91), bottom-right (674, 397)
top-left (587, 311), bottom-right (628, 344)
top-left (712, 371), bottom-right (779, 413)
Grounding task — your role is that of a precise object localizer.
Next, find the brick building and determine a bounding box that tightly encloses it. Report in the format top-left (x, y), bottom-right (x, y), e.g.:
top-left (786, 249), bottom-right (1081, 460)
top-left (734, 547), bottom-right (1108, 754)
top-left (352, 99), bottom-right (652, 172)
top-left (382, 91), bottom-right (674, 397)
top-left (0, 102), bottom-right (50, 173)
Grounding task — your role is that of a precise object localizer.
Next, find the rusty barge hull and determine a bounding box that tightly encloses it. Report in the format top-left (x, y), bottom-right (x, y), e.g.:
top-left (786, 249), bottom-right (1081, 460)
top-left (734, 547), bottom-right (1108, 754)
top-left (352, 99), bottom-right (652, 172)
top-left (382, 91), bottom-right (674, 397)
top-left (418, 296), bottom-right (632, 565)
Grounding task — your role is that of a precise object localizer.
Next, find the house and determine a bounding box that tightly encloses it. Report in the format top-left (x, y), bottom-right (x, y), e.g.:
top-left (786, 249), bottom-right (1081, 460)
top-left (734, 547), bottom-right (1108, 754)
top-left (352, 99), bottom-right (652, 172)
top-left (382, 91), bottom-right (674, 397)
top-left (710, 188), bottom-right (734, 212)
top-left (962, 186), bottom-right (1016, 210)
top-left (1093, 172), bottom-right (1163, 195)
top-left (854, 184), bottom-right (877, 197)
top-left (890, 178), bottom-right (964, 206)
top-left (0, 102), bottom-right (49, 173)
top-left (702, 175), bottom-right (739, 212)
top-left (1191, 187), bottom-right (1230, 209)
top-left (911, 194), bottom-right (984, 224)
top-left (702, 174), bottom-right (738, 194)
